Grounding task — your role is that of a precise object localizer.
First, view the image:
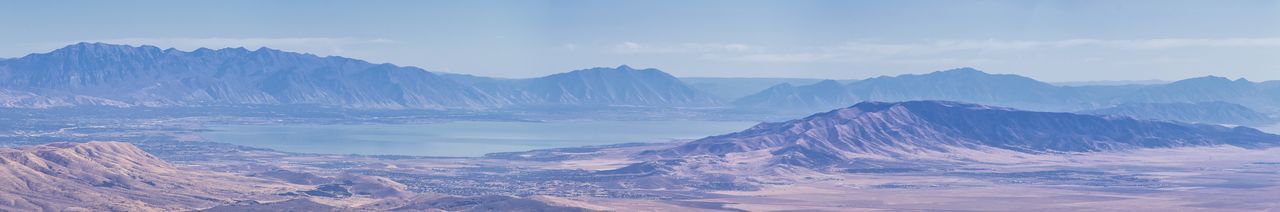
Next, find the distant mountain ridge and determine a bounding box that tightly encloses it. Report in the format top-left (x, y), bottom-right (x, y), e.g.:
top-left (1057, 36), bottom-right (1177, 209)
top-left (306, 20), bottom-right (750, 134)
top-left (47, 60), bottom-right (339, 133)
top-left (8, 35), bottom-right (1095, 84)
top-left (0, 43), bottom-right (501, 109)
top-left (1081, 101), bottom-right (1277, 126)
top-left (733, 68), bottom-right (1280, 115)
top-left (523, 66), bottom-right (720, 106)
top-left (679, 77), bottom-right (844, 101)
top-left (7, 43), bottom-right (1280, 114)
top-left (660, 101), bottom-right (1280, 167)
top-left (447, 65), bottom-right (721, 107)
top-left (1120, 76), bottom-right (1280, 109)
top-left (734, 68), bottom-right (1086, 112)
top-left (0, 43), bottom-right (718, 109)
top-left (732, 79), bottom-right (858, 110)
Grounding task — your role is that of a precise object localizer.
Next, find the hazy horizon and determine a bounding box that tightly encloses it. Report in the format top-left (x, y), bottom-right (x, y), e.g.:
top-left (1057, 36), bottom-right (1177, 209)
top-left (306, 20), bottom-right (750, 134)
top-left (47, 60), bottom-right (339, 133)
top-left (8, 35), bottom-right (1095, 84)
top-left (6, 41), bottom-right (1251, 84)
top-left (3, 0), bottom-right (1279, 81)
top-left (4, 2), bottom-right (1280, 211)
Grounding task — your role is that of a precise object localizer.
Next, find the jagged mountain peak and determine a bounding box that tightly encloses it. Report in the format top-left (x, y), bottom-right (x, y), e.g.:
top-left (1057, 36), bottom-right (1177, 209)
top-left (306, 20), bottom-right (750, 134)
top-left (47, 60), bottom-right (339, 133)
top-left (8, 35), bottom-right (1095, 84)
top-left (60, 42), bottom-right (139, 50)
top-left (40, 42), bottom-right (164, 58)
top-left (0, 42), bottom-right (503, 109)
top-left (0, 43), bottom-right (728, 109)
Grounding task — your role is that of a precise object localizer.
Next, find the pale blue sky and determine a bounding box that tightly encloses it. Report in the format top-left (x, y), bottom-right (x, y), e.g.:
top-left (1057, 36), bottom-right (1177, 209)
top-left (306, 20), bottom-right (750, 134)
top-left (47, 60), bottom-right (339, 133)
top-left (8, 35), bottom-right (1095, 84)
top-left (2, 0), bottom-right (1279, 81)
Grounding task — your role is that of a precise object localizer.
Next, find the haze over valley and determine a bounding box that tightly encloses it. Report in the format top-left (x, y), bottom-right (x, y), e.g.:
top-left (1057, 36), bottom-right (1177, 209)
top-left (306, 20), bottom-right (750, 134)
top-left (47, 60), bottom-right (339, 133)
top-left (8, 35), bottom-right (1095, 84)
top-left (3, 1), bottom-right (1280, 211)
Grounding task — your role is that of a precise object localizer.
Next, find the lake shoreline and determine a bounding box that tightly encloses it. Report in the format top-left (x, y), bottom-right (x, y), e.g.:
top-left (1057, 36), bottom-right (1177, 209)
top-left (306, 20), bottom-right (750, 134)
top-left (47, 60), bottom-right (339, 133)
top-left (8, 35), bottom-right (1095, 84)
top-left (199, 120), bottom-right (757, 157)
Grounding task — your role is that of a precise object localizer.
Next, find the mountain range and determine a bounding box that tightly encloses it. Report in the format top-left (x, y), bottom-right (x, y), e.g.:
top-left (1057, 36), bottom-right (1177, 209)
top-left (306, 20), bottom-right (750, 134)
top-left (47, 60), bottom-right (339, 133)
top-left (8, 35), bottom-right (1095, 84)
top-left (1081, 101), bottom-right (1277, 126)
top-left (656, 101), bottom-right (1280, 167)
top-left (0, 43), bottom-right (718, 109)
top-left (732, 68), bottom-right (1103, 112)
top-left (7, 43), bottom-right (1280, 122)
top-left (679, 77), bottom-right (849, 101)
top-left (732, 68), bottom-right (1280, 116)
top-left (442, 65), bottom-right (721, 107)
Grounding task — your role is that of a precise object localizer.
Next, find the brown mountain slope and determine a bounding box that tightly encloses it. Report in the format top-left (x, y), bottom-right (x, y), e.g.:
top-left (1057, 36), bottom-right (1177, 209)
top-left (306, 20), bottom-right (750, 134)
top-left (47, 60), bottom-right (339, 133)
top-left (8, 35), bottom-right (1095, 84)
top-left (0, 141), bottom-right (299, 211)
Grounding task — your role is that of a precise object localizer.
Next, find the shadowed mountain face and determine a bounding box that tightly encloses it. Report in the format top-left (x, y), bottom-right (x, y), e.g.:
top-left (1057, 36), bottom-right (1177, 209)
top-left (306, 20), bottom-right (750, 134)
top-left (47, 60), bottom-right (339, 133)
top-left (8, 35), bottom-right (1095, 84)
top-left (1081, 101), bottom-right (1277, 126)
top-left (663, 101), bottom-right (1280, 166)
top-left (0, 43), bottom-right (719, 109)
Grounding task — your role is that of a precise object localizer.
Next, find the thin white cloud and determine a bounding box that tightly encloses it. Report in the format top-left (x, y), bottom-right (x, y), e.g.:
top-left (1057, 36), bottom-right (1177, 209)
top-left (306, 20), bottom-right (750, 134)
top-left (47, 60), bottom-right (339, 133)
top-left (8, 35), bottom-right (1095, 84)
top-left (1108, 38), bottom-right (1280, 49)
top-left (702, 53), bottom-right (834, 63)
top-left (613, 42), bottom-right (753, 54)
top-left (843, 37), bottom-right (1280, 53)
top-left (611, 37), bottom-right (1280, 64)
top-left (559, 43), bottom-right (579, 51)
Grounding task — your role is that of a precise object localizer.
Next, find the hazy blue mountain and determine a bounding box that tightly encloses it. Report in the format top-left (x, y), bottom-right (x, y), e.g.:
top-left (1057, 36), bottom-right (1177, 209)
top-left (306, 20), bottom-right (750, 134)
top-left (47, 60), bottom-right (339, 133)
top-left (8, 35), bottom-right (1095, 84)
top-left (734, 68), bottom-right (1091, 112)
top-left (731, 80), bottom-right (859, 111)
top-left (1118, 76), bottom-right (1280, 113)
top-left (443, 66), bottom-right (722, 107)
top-left (0, 42), bottom-right (502, 109)
top-left (679, 77), bottom-right (848, 101)
top-left (1050, 79), bottom-right (1168, 86)
top-left (10, 43), bottom-right (1280, 113)
top-left (1081, 101), bottom-right (1276, 126)
top-left (0, 43), bottom-right (720, 109)
top-left (662, 101), bottom-right (1280, 166)
top-left (518, 65), bottom-right (721, 107)
top-left (848, 68), bottom-right (1087, 110)
top-left (732, 68), bottom-right (1280, 115)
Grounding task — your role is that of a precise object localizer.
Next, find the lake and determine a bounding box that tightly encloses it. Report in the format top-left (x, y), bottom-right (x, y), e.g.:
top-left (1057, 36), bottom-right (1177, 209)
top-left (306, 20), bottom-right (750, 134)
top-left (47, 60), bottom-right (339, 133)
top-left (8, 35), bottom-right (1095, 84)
top-left (200, 120), bottom-right (759, 157)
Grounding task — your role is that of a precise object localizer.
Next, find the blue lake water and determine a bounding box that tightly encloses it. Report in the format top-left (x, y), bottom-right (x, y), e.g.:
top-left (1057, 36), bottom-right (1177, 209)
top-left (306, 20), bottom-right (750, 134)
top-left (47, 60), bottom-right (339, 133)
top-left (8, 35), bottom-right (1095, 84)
top-left (201, 120), bottom-right (759, 157)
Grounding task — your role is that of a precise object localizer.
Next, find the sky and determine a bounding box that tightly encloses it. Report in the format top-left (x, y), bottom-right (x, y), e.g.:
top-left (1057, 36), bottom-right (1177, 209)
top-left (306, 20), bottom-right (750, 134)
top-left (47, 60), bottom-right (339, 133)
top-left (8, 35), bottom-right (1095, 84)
top-left (2, 0), bottom-right (1279, 82)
